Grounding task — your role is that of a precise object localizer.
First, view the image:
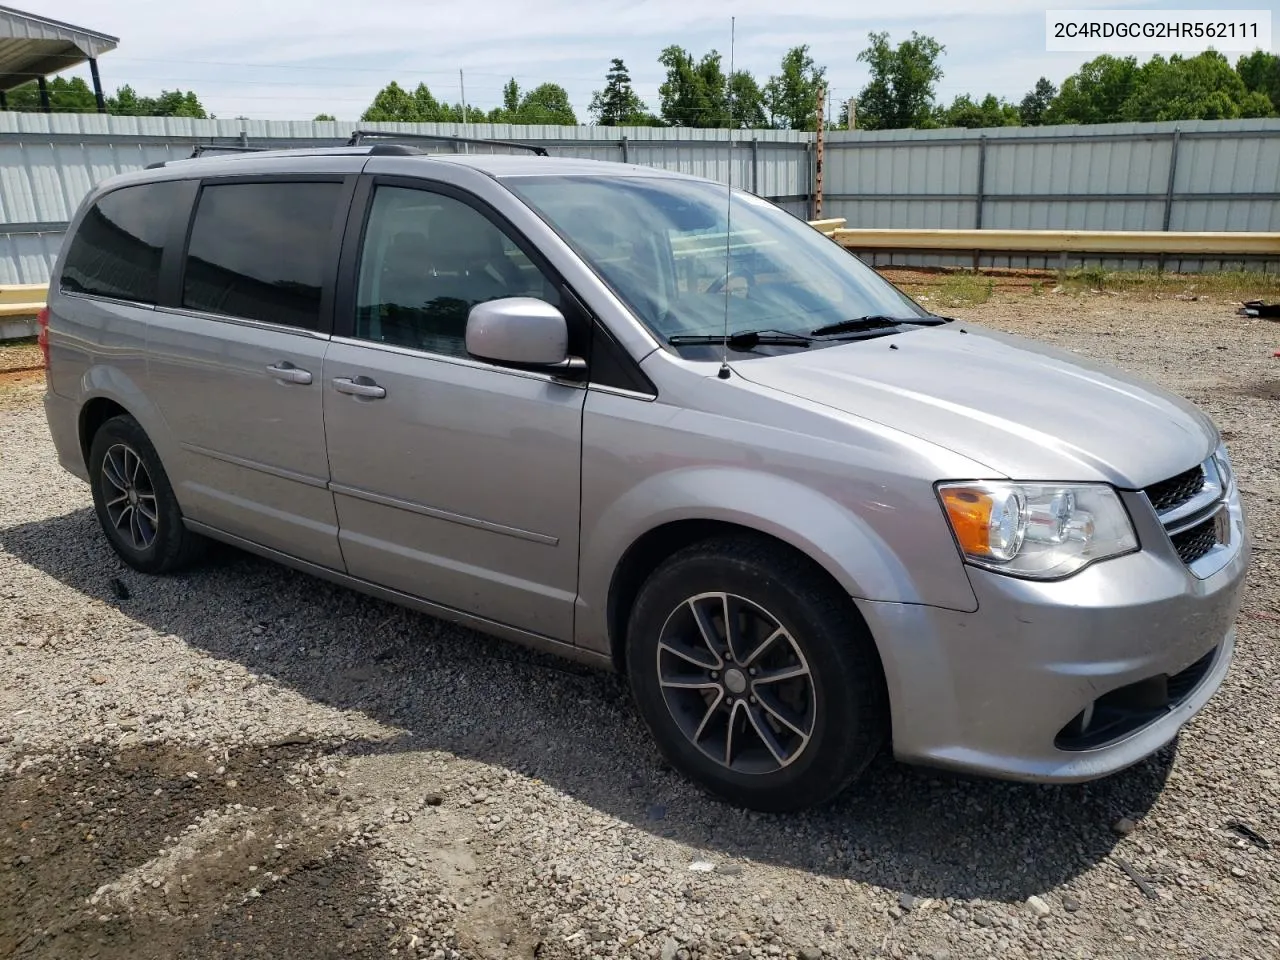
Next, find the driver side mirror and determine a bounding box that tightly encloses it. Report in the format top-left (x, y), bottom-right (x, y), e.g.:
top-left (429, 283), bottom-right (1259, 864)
top-left (465, 298), bottom-right (587, 373)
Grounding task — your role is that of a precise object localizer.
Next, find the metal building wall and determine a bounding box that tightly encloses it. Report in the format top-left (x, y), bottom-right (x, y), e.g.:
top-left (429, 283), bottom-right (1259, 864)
top-left (824, 118), bottom-right (1280, 273)
top-left (4, 113), bottom-right (1280, 282)
top-left (0, 113), bottom-right (813, 283)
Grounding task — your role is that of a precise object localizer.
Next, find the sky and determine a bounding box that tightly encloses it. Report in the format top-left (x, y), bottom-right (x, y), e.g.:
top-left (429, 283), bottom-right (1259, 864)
top-left (29, 1), bottom-right (1280, 123)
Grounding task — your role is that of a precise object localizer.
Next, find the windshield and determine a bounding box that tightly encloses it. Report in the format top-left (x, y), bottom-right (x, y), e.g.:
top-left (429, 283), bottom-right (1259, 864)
top-left (505, 174), bottom-right (927, 354)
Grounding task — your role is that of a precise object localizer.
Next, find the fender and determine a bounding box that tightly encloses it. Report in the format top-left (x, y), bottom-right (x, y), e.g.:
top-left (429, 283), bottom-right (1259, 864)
top-left (575, 464), bottom-right (980, 653)
top-left (77, 364), bottom-right (193, 514)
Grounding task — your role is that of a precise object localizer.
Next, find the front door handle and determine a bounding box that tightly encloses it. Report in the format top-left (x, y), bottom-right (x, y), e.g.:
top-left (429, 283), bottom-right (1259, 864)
top-left (333, 376), bottom-right (386, 400)
top-left (266, 362), bottom-right (312, 385)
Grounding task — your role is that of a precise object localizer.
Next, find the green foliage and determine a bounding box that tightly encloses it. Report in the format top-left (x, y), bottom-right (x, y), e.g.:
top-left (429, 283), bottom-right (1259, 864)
top-left (1019, 78), bottom-right (1056, 126)
top-left (589, 58), bottom-right (653, 126)
top-left (1044, 55), bottom-right (1139, 124)
top-left (1044, 51), bottom-right (1274, 124)
top-left (658, 45), bottom-right (731, 127)
top-left (1237, 50), bottom-right (1280, 112)
top-left (360, 81), bottom-right (468, 123)
top-left (4, 76), bottom-right (98, 112)
top-left (936, 271), bottom-right (993, 306)
top-left (314, 113), bottom-right (336, 122)
top-left (517, 82), bottom-right (577, 125)
top-left (763, 45), bottom-right (826, 130)
top-left (1121, 51), bottom-right (1269, 121)
top-left (854, 31), bottom-right (944, 130)
top-left (936, 93), bottom-right (1019, 129)
top-left (3, 78), bottom-right (207, 117)
top-left (729, 70), bottom-right (767, 129)
top-left (363, 78), bottom-right (575, 126)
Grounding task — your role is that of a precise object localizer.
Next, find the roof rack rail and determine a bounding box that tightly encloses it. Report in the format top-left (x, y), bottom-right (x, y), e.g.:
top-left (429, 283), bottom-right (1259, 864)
top-left (346, 129), bottom-right (548, 157)
top-left (190, 144), bottom-right (272, 158)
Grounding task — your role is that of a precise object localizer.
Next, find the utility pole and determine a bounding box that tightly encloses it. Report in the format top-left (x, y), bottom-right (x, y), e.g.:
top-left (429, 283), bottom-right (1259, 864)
top-left (847, 97), bottom-right (857, 130)
top-left (814, 84), bottom-right (825, 218)
top-left (459, 69), bottom-right (469, 150)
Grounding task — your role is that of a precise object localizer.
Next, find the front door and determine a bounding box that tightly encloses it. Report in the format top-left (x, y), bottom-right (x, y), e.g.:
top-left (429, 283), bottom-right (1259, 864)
top-left (146, 175), bottom-right (353, 569)
top-left (321, 180), bottom-right (586, 640)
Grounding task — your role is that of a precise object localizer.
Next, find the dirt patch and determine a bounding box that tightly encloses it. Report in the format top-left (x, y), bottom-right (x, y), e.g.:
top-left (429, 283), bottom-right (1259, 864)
top-left (0, 339), bottom-right (42, 374)
top-left (0, 742), bottom-right (392, 960)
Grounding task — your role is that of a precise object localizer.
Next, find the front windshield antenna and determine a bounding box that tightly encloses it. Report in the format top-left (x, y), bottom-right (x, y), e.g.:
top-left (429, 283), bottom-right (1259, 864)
top-left (717, 15), bottom-right (736, 381)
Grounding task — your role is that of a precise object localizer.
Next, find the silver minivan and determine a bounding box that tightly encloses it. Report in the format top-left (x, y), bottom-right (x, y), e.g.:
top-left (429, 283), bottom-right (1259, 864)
top-left (40, 143), bottom-right (1249, 812)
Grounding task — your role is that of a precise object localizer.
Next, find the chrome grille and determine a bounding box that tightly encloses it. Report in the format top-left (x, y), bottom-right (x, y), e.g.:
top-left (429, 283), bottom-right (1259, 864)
top-left (1145, 455), bottom-right (1228, 572)
top-left (1144, 465), bottom-right (1206, 513)
top-left (1171, 517), bottom-right (1218, 565)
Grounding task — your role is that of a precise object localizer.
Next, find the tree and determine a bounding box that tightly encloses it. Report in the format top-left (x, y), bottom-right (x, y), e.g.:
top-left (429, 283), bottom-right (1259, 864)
top-left (1019, 77), bottom-right (1056, 125)
top-left (728, 70), bottom-right (767, 128)
top-left (1044, 55), bottom-right (1139, 124)
top-left (1120, 50), bottom-right (1272, 121)
top-left (5, 76), bottom-right (98, 112)
top-left (314, 113), bottom-right (336, 122)
top-left (359, 81), bottom-right (465, 123)
top-left (361, 81), bottom-right (419, 122)
top-left (937, 93), bottom-right (1019, 128)
top-left (854, 31), bottom-right (945, 129)
top-left (1237, 50), bottom-right (1280, 112)
top-left (763, 45), bottom-right (826, 130)
top-left (518, 82), bottom-right (577, 125)
top-left (101, 84), bottom-right (206, 117)
top-left (589, 58), bottom-right (651, 126)
top-left (503, 78), bottom-right (520, 116)
top-left (658, 45), bottom-right (730, 127)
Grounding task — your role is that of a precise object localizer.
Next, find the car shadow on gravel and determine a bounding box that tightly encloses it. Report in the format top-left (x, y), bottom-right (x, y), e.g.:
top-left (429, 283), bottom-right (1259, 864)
top-left (2, 508), bottom-right (1172, 906)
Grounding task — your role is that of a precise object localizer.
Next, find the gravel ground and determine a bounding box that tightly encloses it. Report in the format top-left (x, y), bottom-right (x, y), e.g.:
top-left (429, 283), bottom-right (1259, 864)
top-left (2, 289), bottom-right (1279, 960)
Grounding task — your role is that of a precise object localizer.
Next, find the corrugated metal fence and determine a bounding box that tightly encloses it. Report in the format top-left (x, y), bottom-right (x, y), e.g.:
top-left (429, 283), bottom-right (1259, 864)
top-left (824, 119), bottom-right (1280, 272)
top-left (2, 113), bottom-right (1279, 283)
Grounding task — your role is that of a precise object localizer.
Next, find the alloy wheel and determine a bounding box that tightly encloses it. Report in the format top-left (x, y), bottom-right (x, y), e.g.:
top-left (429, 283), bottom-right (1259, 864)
top-left (656, 592), bottom-right (817, 775)
top-left (101, 442), bottom-right (159, 551)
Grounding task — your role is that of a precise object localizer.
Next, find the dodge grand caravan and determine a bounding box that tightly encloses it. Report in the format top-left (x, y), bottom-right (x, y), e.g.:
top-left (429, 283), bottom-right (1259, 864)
top-left (41, 144), bottom-right (1249, 812)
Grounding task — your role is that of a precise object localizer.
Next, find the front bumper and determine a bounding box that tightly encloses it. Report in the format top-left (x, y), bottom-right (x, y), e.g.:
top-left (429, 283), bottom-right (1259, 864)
top-left (860, 486), bottom-right (1249, 783)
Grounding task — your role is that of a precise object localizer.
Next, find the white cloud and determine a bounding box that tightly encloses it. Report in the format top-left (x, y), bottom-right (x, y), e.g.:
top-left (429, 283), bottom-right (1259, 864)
top-left (33, 0), bottom-right (1276, 121)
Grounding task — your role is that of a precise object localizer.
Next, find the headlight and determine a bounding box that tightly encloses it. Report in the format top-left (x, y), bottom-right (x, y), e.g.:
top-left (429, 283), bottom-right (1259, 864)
top-left (937, 481), bottom-right (1138, 579)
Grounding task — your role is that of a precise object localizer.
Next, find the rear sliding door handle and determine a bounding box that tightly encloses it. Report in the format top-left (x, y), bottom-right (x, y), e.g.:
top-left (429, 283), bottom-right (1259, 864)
top-left (266, 362), bottom-right (312, 385)
top-left (332, 376), bottom-right (386, 399)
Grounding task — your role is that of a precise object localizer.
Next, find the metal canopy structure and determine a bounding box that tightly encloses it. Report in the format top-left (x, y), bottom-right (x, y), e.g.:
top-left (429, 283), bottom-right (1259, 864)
top-left (0, 5), bottom-right (118, 111)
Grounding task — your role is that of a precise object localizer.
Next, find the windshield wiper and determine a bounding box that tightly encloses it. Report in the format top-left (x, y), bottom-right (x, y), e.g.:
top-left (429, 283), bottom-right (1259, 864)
top-left (810, 314), bottom-right (949, 337)
top-left (668, 330), bottom-right (811, 349)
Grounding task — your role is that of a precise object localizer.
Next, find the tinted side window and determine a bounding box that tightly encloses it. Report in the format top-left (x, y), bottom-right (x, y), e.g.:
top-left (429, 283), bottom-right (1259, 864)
top-left (182, 181), bottom-right (342, 330)
top-left (355, 186), bottom-right (557, 357)
top-left (60, 181), bottom-right (181, 304)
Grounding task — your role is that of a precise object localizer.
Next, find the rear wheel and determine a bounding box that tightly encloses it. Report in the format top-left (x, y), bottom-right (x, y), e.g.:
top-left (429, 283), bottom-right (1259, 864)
top-left (88, 414), bottom-right (205, 574)
top-left (626, 536), bottom-right (887, 812)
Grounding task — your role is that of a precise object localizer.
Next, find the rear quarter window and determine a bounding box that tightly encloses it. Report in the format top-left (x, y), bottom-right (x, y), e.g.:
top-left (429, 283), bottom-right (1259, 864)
top-left (59, 181), bottom-right (181, 304)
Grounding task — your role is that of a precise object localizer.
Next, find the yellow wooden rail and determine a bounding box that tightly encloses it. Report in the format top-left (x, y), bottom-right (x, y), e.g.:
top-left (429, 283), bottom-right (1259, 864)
top-left (0, 283), bottom-right (46, 319)
top-left (832, 227), bottom-right (1279, 257)
top-left (808, 218), bottom-right (847, 236)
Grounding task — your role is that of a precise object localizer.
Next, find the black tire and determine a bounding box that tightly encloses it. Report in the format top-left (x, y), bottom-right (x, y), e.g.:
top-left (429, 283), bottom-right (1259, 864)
top-left (88, 414), bottom-right (205, 574)
top-left (625, 536), bottom-right (887, 813)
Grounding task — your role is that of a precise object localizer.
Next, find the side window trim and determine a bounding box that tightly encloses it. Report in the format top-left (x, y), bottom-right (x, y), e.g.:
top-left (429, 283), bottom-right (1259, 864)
top-left (173, 173), bottom-right (357, 336)
top-left (333, 174), bottom-right (579, 351)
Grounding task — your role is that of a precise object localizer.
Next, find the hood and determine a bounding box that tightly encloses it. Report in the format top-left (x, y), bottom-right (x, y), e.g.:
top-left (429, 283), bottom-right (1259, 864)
top-left (731, 323), bottom-right (1217, 488)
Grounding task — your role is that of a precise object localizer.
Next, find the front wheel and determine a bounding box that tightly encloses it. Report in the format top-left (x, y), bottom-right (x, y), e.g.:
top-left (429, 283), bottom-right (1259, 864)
top-left (626, 537), bottom-right (888, 813)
